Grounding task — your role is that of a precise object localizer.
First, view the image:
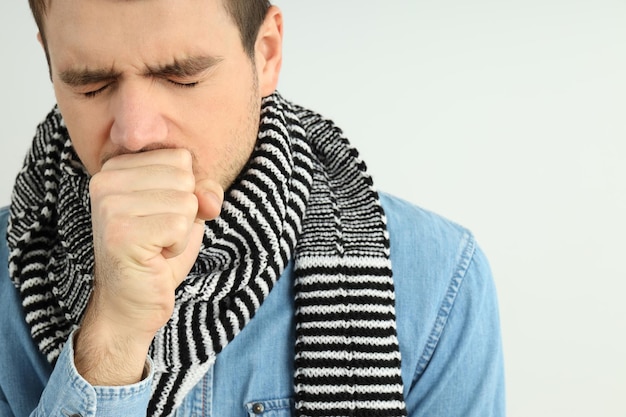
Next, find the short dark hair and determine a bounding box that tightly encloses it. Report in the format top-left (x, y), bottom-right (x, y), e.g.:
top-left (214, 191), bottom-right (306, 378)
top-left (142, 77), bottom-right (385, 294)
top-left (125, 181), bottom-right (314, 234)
top-left (28, 0), bottom-right (271, 60)
top-left (222, 0), bottom-right (272, 56)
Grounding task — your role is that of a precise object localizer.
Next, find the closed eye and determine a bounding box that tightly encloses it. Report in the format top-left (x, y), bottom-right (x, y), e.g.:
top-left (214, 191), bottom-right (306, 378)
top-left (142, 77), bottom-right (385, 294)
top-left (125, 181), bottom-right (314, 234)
top-left (167, 79), bottom-right (199, 88)
top-left (84, 84), bottom-right (111, 98)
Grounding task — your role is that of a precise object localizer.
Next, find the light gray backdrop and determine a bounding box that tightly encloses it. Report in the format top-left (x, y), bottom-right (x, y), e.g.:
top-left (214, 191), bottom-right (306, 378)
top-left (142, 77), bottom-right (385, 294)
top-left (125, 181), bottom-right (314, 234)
top-left (1, 2), bottom-right (625, 417)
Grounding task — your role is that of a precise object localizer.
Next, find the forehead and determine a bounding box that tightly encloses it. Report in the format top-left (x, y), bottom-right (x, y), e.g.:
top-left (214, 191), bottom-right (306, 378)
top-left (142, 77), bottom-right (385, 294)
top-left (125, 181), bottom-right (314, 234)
top-left (44, 0), bottom-right (239, 69)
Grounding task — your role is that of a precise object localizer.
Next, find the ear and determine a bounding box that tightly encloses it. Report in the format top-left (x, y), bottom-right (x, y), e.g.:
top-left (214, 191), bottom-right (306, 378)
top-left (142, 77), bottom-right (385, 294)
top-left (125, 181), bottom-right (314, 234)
top-left (254, 6), bottom-right (283, 97)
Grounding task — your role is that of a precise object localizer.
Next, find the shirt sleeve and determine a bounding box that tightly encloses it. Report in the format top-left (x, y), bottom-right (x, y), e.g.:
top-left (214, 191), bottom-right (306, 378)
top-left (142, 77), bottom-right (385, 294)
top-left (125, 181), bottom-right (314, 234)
top-left (404, 243), bottom-right (506, 417)
top-left (29, 331), bottom-right (154, 417)
top-left (0, 387), bottom-right (15, 417)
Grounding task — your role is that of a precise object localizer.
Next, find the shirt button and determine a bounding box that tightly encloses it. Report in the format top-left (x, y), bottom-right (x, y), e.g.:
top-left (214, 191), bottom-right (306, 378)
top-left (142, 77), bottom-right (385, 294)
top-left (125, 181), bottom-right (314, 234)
top-left (252, 402), bottom-right (265, 414)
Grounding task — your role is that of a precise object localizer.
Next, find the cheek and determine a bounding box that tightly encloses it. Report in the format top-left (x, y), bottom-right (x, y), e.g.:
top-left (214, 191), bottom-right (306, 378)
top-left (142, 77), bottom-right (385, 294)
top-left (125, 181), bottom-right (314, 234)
top-left (182, 91), bottom-right (259, 187)
top-left (69, 132), bottom-right (102, 175)
top-left (178, 91), bottom-right (248, 145)
top-left (55, 96), bottom-right (111, 175)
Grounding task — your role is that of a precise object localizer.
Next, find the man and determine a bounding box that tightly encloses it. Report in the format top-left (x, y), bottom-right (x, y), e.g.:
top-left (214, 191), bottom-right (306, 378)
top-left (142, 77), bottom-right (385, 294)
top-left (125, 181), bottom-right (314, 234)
top-left (0, 1), bottom-right (505, 416)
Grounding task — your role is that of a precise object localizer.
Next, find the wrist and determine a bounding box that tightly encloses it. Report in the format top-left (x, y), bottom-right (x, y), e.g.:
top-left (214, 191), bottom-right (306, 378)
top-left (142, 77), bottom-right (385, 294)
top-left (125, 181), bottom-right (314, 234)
top-left (74, 308), bottom-right (154, 386)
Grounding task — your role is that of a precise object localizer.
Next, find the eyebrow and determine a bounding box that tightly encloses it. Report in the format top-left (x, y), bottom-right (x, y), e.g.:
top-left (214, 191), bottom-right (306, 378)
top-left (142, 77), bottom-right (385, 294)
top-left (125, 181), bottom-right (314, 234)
top-left (145, 55), bottom-right (223, 78)
top-left (58, 55), bottom-right (223, 87)
top-left (58, 67), bottom-right (120, 87)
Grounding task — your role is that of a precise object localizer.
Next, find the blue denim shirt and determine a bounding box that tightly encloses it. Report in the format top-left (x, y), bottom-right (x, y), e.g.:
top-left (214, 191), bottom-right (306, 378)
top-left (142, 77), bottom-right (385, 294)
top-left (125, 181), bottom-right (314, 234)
top-left (0, 193), bottom-right (505, 417)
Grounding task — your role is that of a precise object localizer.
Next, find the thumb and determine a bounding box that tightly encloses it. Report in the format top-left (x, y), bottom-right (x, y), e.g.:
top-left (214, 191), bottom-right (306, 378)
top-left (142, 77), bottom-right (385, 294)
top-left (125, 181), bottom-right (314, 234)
top-left (195, 179), bottom-right (224, 222)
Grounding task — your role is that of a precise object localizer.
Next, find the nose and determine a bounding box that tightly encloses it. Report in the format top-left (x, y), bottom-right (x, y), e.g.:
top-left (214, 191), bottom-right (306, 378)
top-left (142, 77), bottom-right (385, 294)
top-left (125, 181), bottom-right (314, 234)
top-left (109, 81), bottom-right (168, 151)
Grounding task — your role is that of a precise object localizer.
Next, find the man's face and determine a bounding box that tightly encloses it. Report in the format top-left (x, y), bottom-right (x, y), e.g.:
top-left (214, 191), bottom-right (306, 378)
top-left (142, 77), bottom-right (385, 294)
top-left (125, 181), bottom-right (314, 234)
top-left (44, 0), bottom-right (270, 189)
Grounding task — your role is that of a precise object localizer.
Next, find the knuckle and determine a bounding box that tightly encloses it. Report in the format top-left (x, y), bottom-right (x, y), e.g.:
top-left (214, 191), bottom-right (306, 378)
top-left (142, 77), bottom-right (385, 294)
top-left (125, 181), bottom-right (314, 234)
top-left (166, 213), bottom-right (189, 236)
top-left (88, 173), bottom-right (107, 197)
top-left (179, 170), bottom-right (196, 191)
top-left (172, 148), bottom-right (193, 169)
top-left (182, 191), bottom-right (199, 212)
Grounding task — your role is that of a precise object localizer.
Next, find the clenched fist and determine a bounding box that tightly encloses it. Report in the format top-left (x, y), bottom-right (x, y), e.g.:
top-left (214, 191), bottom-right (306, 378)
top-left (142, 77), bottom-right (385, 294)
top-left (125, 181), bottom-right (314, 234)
top-left (74, 148), bottom-right (223, 386)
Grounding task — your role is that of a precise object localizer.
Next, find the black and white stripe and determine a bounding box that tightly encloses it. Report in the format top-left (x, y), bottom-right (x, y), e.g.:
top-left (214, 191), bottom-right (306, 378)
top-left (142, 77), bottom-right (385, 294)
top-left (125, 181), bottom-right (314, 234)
top-left (8, 93), bottom-right (406, 417)
top-left (291, 108), bottom-right (406, 416)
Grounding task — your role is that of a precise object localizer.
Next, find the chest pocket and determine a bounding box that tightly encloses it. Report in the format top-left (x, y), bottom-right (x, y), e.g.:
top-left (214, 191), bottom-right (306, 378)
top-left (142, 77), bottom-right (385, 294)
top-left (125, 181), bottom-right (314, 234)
top-left (245, 398), bottom-right (294, 417)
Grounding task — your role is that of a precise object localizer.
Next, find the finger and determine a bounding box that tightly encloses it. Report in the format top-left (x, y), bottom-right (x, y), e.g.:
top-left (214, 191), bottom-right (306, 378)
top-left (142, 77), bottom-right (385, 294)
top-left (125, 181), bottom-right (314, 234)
top-left (94, 189), bottom-right (198, 221)
top-left (102, 148), bottom-right (193, 172)
top-left (163, 221), bottom-right (206, 284)
top-left (90, 164), bottom-right (196, 196)
top-left (99, 212), bottom-right (195, 264)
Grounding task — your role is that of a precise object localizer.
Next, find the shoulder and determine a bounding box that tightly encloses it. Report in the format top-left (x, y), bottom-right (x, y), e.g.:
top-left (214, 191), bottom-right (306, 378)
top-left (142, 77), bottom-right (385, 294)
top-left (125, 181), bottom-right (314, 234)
top-left (0, 205), bottom-right (7, 232)
top-left (379, 191), bottom-right (480, 309)
top-left (379, 191), bottom-right (482, 328)
top-left (380, 192), bottom-right (477, 280)
top-left (0, 206), bottom-right (8, 273)
top-left (1, 204), bottom-right (15, 313)
top-left (380, 192), bottom-right (471, 244)
top-left (380, 193), bottom-right (504, 415)
top-left (379, 193), bottom-right (496, 378)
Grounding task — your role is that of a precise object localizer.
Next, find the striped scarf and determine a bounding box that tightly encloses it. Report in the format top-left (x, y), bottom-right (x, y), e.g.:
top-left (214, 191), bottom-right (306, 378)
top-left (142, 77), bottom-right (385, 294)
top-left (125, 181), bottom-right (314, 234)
top-left (8, 92), bottom-right (407, 417)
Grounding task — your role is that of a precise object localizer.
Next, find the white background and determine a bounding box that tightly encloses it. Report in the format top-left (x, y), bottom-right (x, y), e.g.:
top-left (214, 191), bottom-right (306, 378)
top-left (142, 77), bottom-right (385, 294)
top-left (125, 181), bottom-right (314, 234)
top-left (1, 2), bottom-right (625, 416)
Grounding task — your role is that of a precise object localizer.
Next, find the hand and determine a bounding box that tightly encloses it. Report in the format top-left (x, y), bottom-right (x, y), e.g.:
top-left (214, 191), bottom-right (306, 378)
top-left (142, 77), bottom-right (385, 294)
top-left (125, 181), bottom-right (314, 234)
top-left (74, 148), bottom-right (223, 386)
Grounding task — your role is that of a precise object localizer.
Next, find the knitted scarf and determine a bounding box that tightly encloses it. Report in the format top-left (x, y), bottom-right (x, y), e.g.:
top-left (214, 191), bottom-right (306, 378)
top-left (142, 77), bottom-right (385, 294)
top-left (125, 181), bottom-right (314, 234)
top-left (8, 92), bottom-right (407, 417)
